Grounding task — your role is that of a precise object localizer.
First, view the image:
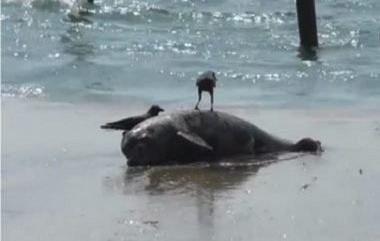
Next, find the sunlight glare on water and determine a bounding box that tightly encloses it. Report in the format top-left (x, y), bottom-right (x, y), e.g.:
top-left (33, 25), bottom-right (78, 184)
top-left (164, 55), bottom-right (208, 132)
top-left (1, 0), bottom-right (380, 108)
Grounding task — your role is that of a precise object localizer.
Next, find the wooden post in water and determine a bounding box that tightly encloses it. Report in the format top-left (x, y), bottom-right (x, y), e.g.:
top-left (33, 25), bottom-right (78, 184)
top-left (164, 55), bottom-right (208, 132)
top-left (296, 0), bottom-right (318, 49)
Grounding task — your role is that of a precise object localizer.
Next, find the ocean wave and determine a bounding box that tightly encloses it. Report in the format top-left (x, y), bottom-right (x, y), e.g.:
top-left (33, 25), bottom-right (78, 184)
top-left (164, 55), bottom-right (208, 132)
top-left (2, 0), bottom-right (380, 108)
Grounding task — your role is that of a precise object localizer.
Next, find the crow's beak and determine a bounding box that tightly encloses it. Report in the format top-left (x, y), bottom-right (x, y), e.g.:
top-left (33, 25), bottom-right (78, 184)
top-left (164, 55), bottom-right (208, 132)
top-left (159, 107), bottom-right (164, 112)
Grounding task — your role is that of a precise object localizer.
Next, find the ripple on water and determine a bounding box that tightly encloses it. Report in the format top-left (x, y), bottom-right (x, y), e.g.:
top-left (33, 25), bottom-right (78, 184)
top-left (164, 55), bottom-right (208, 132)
top-left (1, 0), bottom-right (380, 107)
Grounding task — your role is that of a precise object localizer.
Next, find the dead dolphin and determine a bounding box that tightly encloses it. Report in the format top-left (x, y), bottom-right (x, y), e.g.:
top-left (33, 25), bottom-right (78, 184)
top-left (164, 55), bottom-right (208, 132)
top-left (122, 110), bottom-right (321, 166)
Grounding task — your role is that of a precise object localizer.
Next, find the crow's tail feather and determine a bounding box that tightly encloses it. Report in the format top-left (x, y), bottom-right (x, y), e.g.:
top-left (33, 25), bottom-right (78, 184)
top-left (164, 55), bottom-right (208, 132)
top-left (100, 123), bottom-right (124, 130)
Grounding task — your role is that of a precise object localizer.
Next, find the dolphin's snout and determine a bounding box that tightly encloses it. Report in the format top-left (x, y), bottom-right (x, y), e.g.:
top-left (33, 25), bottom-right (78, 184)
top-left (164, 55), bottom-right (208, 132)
top-left (125, 142), bottom-right (149, 166)
top-left (127, 158), bottom-right (138, 166)
top-left (315, 140), bottom-right (323, 154)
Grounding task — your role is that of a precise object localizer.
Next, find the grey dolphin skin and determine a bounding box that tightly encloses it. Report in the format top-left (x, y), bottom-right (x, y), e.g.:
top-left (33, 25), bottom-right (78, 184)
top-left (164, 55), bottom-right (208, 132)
top-left (101, 105), bottom-right (164, 131)
top-left (195, 71), bottom-right (217, 111)
top-left (122, 110), bottom-right (322, 166)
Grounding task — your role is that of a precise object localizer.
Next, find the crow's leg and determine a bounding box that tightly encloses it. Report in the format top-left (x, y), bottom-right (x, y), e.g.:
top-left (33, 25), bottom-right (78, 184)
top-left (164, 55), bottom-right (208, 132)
top-left (195, 88), bottom-right (202, 110)
top-left (210, 89), bottom-right (214, 111)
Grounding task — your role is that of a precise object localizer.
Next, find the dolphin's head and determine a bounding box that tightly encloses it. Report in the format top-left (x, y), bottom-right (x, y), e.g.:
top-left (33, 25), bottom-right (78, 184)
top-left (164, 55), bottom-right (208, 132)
top-left (122, 122), bottom-right (169, 166)
top-left (123, 133), bottom-right (159, 166)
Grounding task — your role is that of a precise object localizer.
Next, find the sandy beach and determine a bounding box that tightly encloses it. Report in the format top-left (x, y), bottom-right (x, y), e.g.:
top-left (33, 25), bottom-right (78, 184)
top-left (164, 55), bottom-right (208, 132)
top-left (2, 99), bottom-right (380, 241)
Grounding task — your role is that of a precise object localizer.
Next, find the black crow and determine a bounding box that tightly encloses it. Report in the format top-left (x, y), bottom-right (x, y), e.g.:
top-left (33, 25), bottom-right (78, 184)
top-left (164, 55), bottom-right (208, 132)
top-left (194, 71), bottom-right (217, 111)
top-left (101, 105), bottom-right (164, 131)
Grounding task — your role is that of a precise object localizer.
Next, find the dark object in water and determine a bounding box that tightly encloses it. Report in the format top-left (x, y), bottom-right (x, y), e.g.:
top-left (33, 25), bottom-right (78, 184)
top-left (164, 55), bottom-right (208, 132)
top-left (122, 110), bottom-right (322, 166)
top-left (195, 71), bottom-right (217, 111)
top-left (101, 105), bottom-right (164, 131)
top-left (296, 0), bottom-right (318, 49)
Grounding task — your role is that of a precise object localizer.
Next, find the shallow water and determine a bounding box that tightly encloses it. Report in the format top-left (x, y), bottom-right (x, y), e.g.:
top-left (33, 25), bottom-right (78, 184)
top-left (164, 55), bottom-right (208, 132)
top-left (2, 0), bottom-right (380, 107)
top-left (2, 101), bottom-right (380, 240)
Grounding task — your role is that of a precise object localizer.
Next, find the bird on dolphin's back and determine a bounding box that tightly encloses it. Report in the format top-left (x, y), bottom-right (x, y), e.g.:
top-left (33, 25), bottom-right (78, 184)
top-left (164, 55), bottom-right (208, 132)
top-left (101, 105), bottom-right (164, 131)
top-left (195, 71), bottom-right (217, 111)
top-left (122, 109), bottom-right (322, 166)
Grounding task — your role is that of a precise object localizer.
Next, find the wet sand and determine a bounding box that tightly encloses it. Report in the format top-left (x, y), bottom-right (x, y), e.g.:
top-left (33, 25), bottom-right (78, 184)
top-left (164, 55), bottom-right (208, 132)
top-left (2, 99), bottom-right (380, 241)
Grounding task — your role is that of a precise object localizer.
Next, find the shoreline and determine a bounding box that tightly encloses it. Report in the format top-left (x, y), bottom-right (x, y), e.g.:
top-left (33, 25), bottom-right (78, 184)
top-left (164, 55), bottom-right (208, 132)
top-left (2, 97), bottom-right (380, 241)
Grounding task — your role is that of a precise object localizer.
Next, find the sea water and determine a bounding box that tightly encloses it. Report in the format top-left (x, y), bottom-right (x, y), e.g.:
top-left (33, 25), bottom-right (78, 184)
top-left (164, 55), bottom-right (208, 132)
top-left (2, 0), bottom-right (380, 108)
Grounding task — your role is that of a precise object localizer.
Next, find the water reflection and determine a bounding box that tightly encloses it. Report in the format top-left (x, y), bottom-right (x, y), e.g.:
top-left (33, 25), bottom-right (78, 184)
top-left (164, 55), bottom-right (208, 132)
top-left (61, 25), bottom-right (95, 62)
top-left (297, 46), bottom-right (318, 61)
top-left (123, 163), bottom-right (262, 239)
top-left (117, 153), bottom-right (293, 195)
top-left (102, 154), bottom-right (303, 239)
top-left (124, 164), bottom-right (262, 195)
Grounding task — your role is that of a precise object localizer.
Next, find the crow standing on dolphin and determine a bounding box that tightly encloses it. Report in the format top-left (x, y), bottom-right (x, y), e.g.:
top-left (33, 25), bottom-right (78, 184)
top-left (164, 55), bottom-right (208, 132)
top-left (101, 105), bottom-right (164, 131)
top-left (195, 71), bottom-right (217, 111)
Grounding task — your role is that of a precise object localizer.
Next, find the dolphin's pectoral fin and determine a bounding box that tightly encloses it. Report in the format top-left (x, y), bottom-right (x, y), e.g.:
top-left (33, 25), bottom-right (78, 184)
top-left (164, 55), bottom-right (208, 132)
top-left (177, 131), bottom-right (213, 152)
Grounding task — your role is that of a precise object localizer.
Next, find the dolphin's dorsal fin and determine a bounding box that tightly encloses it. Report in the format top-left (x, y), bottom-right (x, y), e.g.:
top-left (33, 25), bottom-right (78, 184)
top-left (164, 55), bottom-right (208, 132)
top-left (177, 131), bottom-right (213, 151)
